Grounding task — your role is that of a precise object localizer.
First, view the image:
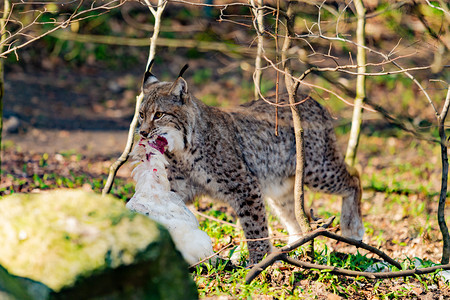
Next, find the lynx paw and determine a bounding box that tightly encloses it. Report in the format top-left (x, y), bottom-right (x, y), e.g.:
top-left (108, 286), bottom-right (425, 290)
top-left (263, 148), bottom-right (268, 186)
top-left (341, 219), bottom-right (364, 241)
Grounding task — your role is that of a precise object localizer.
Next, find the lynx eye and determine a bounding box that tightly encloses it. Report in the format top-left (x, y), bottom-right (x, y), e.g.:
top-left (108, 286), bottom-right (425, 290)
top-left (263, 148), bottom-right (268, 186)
top-left (139, 112), bottom-right (144, 119)
top-left (153, 112), bottom-right (164, 120)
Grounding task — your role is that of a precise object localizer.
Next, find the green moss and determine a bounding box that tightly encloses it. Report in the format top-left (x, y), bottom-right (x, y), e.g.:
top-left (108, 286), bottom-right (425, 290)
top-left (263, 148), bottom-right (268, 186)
top-left (0, 190), bottom-right (197, 299)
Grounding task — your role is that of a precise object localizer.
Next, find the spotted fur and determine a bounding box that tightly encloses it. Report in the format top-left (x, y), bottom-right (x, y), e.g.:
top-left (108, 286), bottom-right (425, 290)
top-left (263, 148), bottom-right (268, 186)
top-left (138, 71), bottom-right (364, 264)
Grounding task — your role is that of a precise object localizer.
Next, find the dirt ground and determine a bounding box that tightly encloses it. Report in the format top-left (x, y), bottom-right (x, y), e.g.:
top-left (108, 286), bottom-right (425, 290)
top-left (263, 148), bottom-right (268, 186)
top-left (2, 58), bottom-right (450, 300)
top-left (3, 63), bottom-right (137, 152)
top-left (2, 1), bottom-right (450, 298)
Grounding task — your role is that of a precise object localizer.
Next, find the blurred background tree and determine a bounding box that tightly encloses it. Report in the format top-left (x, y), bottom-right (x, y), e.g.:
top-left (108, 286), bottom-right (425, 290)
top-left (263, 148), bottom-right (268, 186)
top-left (1, 1), bottom-right (450, 297)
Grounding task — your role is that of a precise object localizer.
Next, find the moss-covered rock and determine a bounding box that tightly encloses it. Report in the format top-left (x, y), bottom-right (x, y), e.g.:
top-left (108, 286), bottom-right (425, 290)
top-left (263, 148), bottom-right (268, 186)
top-left (0, 189), bottom-right (197, 300)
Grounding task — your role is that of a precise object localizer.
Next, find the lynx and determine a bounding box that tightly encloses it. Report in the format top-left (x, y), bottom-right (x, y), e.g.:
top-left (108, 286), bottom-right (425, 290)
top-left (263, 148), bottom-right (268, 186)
top-left (137, 63), bottom-right (364, 264)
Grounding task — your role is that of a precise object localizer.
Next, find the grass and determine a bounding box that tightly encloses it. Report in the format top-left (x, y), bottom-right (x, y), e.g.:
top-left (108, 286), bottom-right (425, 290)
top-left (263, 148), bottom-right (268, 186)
top-left (188, 131), bottom-right (450, 299)
top-left (2, 132), bottom-right (450, 299)
top-left (2, 0), bottom-right (449, 297)
top-left (192, 236), bottom-right (447, 299)
top-left (2, 129), bottom-right (450, 299)
top-left (1, 160), bottom-right (134, 202)
top-left (2, 98), bottom-right (450, 299)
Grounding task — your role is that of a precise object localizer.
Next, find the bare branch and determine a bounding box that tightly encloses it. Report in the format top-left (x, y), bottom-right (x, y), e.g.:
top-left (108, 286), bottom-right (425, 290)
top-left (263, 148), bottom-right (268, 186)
top-left (282, 0), bottom-right (313, 262)
top-left (296, 63), bottom-right (432, 79)
top-left (143, 0), bottom-right (157, 16)
top-left (425, 0), bottom-right (450, 19)
top-left (296, 31), bottom-right (438, 115)
top-left (103, 0), bottom-right (167, 196)
top-left (438, 85), bottom-right (450, 264)
top-left (335, 0), bottom-right (352, 38)
top-left (0, 0), bottom-right (127, 59)
top-left (0, 0), bottom-right (11, 171)
top-left (440, 85), bottom-right (450, 122)
top-left (263, 55), bottom-right (377, 112)
top-left (282, 256), bottom-right (450, 280)
top-left (246, 228), bottom-right (404, 283)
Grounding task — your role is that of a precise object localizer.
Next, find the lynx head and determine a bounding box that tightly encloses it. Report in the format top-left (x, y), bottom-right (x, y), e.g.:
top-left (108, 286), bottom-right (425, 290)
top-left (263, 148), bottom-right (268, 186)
top-left (138, 61), bottom-right (195, 153)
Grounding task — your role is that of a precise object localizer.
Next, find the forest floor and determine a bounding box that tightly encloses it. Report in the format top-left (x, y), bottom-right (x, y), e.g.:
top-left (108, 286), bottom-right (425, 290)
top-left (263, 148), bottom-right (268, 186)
top-left (2, 1), bottom-right (450, 293)
top-left (2, 59), bottom-right (450, 299)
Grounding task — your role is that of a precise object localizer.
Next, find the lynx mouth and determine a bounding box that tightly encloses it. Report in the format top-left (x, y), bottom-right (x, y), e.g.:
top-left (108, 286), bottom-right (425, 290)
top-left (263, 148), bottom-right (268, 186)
top-left (138, 135), bottom-right (168, 155)
top-left (148, 135), bottom-right (168, 154)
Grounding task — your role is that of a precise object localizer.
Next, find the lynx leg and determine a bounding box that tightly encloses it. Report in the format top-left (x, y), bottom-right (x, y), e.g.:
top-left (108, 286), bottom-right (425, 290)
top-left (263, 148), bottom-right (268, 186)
top-left (305, 163), bottom-right (364, 241)
top-left (228, 187), bottom-right (271, 264)
top-left (265, 178), bottom-right (302, 244)
top-left (339, 168), bottom-right (364, 240)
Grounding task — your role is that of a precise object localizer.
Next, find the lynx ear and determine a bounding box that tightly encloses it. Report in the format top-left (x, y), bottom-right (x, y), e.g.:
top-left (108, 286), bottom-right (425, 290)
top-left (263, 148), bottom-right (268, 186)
top-left (142, 59), bottom-right (158, 90)
top-left (168, 64), bottom-right (189, 103)
top-left (169, 77), bottom-right (188, 97)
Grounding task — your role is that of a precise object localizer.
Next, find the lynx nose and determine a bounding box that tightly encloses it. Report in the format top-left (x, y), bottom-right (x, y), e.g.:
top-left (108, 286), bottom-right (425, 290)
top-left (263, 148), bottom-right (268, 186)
top-left (140, 130), bottom-right (149, 138)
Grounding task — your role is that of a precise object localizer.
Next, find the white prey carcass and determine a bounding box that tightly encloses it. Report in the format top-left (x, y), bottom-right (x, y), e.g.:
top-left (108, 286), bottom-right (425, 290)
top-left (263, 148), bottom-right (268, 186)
top-left (126, 137), bottom-right (215, 265)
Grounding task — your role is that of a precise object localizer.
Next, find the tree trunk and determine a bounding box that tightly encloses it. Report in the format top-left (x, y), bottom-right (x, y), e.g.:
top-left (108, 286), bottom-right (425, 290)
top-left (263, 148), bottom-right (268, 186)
top-left (251, 0), bottom-right (264, 100)
top-left (0, 0), bottom-right (11, 172)
top-left (345, 0), bottom-right (366, 167)
top-left (282, 1), bottom-right (313, 260)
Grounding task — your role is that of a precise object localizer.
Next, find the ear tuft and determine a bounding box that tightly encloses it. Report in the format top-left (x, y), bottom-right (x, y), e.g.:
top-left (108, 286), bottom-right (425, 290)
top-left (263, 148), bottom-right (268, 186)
top-left (142, 59), bottom-right (158, 89)
top-left (177, 64), bottom-right (189, 78)
top-left (168, 63), bottom-right (189, 100)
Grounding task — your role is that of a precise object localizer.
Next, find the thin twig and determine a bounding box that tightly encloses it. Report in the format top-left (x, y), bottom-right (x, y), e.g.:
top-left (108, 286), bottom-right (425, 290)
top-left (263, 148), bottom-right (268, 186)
top-left (194, 210), bottom-right (239, 228)
top-left (0, 0), bottom-right (126, 58)
top-left (263, 55), bottom-right (376, 112)
top-left (189, 242), bottom-right (235, 268)
top-left (102, 93), bottom-right (142, 196)
top-left (296, 32), bottom-right (438, 115)
top-left (425, 0), bottom-right (450, 18)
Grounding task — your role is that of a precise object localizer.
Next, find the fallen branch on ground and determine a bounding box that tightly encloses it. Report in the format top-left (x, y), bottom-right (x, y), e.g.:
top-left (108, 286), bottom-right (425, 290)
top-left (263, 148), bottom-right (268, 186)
top-left (282, 256), bottom-right (450, 280)
top-left (245, 227), bottom-right (404, 283)
top-left (245, 226), bottom-right (450, 283)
